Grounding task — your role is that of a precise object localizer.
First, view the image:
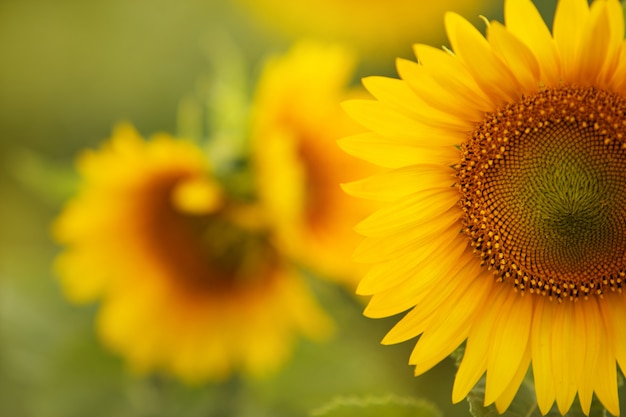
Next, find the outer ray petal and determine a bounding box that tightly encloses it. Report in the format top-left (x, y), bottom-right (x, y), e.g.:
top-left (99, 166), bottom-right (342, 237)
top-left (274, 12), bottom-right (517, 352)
top-left (598, 0), bottom-right (625, 86)
top-left (338, 132), bottom-right (460, 169)
top-left (409, 270), bottom-right (494, 375)
top-left (359, 224), bottom-right (464, 297)
top-left (608, 40), bottom-right (626, 93)
top-left (531, 299), bottom-right (557, 414)
top-left (484, 288), bottom-right (532, 405)
top-left (577, 1), bottom-right (611, 85)
top-left (364, 235), bottom-right (468, 317)
top-left (353, 208), bottom-right (460, 263)
top-left (394, 59), bottom-right (486, 122)
top-left (380, 254), bottom-right (480, 343)
top-left (342, 165), bottom-right (455, 203)
top-left (494, 344), bottom-right (531, 413)
top-left (578, 298), bottom-right (600, 415)
top-left (487, 21), bottom-right (541, 93)
top-left (551, 301), bottom-right (578, 415)
top-left (342, 99), bottom-right (469, 144)
top-left (445, 12), bottom-right (522, 103)
top-left (594, 335), bottom-right (620, 417)
top-left (362, 76), bottom-right (474, 130)
top-left (504, 0), bottom-right (561, 85)
top-left (552, 0), bottom-right (589, 84)
top-left (601, 294), bottom-right (626, 375)
top-left (412, 44), bottom-right (497, 111)
top-left (342, 100), bottom-right (431, 142)
top-left (453, 275), bottom-right (508, 403)
top-left (596, 296), bottom-right (622, 417)
top-left (354, 188), bottom-right (458, 237)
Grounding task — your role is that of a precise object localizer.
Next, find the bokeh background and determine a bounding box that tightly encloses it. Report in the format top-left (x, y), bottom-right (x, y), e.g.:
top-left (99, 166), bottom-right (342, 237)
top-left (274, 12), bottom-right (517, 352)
top-left (0, 1), bottom-right (560, 416)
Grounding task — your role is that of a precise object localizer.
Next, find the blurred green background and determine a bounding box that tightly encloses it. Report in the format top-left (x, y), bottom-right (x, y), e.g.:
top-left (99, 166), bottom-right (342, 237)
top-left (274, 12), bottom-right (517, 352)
top-left (0, 0), bottom-right (561, 416)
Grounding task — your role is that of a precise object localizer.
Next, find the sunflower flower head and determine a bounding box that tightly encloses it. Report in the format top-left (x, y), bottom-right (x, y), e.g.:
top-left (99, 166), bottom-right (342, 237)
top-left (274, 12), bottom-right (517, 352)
top-left (53, 123), bottom-right (332, 383)
top-left (342, 0), bottom-right (626, 415)
top-left (251, 41), bottom-right (379, 285)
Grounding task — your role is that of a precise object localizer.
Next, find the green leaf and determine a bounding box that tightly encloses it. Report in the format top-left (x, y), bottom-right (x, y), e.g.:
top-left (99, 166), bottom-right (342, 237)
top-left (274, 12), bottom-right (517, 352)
top-left (310, 395), bottom-right (441, 417)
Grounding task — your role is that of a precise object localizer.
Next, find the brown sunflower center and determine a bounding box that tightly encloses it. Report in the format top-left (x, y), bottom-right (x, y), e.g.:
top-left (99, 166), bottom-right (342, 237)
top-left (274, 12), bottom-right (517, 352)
top-left (142, 177), bottom-right (279, 296)
top-left (457, 86), bottom-right (626, 300)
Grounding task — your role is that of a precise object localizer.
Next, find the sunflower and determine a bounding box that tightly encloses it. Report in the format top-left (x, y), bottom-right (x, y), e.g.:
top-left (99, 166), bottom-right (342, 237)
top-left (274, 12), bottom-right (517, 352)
top-left (250, 41), bottom-right (379, 285)
top-left (53, 124), bottom-right (332, 382)
top-left (233, 0), bottom-right (493, 62)
top-left (341, 0), bottom-right (626, 414)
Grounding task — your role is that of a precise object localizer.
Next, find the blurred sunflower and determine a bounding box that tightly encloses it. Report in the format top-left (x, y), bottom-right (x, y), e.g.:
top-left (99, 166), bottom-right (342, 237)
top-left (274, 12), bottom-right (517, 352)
top-left (233, 0), bottom-right (493, 62)
top-left (342, 0), bottom-right (626, 414)
top-left (53, 124), bottom-right (332, 382)
top-left (250, 41), bottom-right (378, 285)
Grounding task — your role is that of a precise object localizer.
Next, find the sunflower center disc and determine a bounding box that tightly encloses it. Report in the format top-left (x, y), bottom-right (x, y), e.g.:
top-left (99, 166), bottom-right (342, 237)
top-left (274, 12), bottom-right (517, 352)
top-left (457, 86), bottom-right (626, 300)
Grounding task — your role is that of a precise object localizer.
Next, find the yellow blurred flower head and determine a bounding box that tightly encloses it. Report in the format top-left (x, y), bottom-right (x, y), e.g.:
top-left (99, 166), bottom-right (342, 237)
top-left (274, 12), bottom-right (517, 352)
top-left (251, 41), bottom-right (379, 285)
top-left (235, 0), bottom-right (493, 60)
top-left (53, 124), bottom-right (332, 382)
top-left (343, 0), bottom-right (626, 414)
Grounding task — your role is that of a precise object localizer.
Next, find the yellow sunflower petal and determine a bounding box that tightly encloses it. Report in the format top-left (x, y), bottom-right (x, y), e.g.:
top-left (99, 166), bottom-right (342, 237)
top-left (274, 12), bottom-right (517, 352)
top-left (445, 11), bottom-right (522, 103)
top-left (487, 21), bottom-right (541, 92)
top-left (551, 301), bottom-right (578, 415)
top-left (598, 0), bottom-right (625, 85)
top-left (354, 188), bottom-right (458, 237)
top-left (352, 207), bottom-right (460, 264)
top-left (363, 234), bottom-right (468, 317)
top-left (381, 257), bottom-right (479, 345)
top-left (338, 132), bottom-right (459, 168)
top-left (552, 0), bottom-right (589, 83)
top-left (54, 250), bottom-right (111, 302)
top-left (608, 40), bottom-right (626, 92)
top-left (493, 343), bottom-right (531, 413)
top-left (594, 333), bottom-right (620, 417)
top-left (504, 0), bottom-right (561, 85)
top-left (452, 271), bottom-right (504, 403)
top-left (575, 297), bottom-right (601, 415)
top-left (342, 100), bottom-right (465, 144)
top-left (394, 58), bottom-right (486, 122)
top-left (362, 226), bottom-right (468, 298)
top-left (577, 0), bottom-right (612, 85)
top-left (342, 165), bottom-right (454, 203)
top-left (484, 287), bottom-right (532, 405)
top-left (596, 296), bottom-right (622, 417)
top-left (409, 270), bottom-right (493, 375)
top-left (602, 294), bottom-right (626, 375)
top-left (109, 123), bottom-right (145, 155)
top-left (576, 298), bottom-right (618, 415)
top-left (531, 300), bottom-right (557, 414)
top-left (362, 76), bottom-right (473, 130)
top-left (412, 44), bottom-right (496, 112)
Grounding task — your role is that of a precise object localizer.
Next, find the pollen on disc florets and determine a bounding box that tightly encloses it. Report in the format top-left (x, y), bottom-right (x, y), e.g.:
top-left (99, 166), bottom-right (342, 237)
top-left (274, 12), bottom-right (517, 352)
top-left (456, 86), bottom-right (626, 301)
